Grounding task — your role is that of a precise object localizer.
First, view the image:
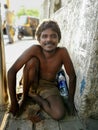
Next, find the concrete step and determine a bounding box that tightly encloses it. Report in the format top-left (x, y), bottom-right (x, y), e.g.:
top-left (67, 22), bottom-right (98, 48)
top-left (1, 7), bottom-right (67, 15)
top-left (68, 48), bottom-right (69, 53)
top-left (1, 99), bottom-right (97, 130)
top-left (0, 103), bottom-right (85, 130)
top-left (0, 113), bottom-right (85, 130)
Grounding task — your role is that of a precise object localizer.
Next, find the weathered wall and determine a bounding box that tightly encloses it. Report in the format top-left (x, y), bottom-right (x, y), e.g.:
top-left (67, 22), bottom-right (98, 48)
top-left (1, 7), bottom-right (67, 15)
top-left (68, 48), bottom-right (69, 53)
top-left (40, 0), bottom-right (50, 20)
top-left (51, 0), bottom-right (98, 118)
top-left (40, 0), bottom-right (62, 20)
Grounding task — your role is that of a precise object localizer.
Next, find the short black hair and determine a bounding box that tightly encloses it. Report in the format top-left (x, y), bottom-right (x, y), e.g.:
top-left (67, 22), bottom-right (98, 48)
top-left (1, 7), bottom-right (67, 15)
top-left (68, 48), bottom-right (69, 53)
top-left (36, 20), bottom-right (61, 42)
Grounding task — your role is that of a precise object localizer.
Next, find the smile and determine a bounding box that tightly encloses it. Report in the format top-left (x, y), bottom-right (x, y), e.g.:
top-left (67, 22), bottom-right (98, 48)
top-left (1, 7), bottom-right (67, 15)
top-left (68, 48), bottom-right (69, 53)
top-left (44, 42), bottom-right (54, 46)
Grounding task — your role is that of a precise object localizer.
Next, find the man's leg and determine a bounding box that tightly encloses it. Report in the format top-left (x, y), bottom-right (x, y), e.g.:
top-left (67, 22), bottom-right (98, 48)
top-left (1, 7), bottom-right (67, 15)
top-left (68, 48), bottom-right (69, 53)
top-left (28, 93), bottom-right (66, 120)
top-left (10, 26), bottom-right (14, 43)
top-left (23, 57), bottom-right (39, 100)
top-left (44, 95), bottom-right (66, 120)
top-left (19, 57), bottom-right (39, 111)
top-left (6, 25), bottom-right (13, 43)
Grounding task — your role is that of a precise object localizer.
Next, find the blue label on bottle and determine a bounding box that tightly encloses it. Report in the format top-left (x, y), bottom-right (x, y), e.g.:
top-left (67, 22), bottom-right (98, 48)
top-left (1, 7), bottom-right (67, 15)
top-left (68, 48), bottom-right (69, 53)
top-left (59, 80), bottom-right (65, 88)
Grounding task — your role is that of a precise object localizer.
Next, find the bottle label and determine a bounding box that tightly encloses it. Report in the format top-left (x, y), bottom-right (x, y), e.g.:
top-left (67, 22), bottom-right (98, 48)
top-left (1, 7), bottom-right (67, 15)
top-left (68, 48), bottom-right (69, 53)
top-left (59, 80), bottom-right (66, 89)
top-left (56, 69), bottom-right (69, 98)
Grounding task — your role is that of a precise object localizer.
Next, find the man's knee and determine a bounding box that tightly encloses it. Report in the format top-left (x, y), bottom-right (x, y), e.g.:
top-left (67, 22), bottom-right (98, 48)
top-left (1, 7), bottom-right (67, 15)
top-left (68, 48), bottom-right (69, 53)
top-left (23, 57), bottom-right (39, 82)
top-left (25, 57), bottom-right (39, 70)
top-left (52, 108), bottom-right (65, 120)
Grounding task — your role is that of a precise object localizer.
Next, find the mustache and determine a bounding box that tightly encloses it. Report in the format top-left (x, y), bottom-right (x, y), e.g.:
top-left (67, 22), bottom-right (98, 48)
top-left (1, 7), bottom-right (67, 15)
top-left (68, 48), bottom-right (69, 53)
top-left (44, 42), bottom-right (54, 45)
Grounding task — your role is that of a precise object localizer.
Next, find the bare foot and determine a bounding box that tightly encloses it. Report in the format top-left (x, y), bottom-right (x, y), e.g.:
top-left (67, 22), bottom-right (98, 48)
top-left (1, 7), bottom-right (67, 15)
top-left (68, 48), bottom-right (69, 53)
top-left (28, 109), bottom-right (45, 123)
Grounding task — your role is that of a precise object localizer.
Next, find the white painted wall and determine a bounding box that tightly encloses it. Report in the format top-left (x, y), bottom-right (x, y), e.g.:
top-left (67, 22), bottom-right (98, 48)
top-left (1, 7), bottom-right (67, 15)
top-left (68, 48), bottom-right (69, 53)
top-left (51, 0), bottom-right (98, 118)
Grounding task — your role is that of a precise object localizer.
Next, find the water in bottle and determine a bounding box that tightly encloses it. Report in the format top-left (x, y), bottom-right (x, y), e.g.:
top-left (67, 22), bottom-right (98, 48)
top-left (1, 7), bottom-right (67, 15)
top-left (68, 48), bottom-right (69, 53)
top-left (57, 70), bottom-right (68, 99)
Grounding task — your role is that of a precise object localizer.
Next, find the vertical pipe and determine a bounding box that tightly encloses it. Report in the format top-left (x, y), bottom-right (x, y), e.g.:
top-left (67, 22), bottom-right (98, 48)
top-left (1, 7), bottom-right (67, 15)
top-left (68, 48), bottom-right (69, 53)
top-left (0, 3), bottom-right (8, 110)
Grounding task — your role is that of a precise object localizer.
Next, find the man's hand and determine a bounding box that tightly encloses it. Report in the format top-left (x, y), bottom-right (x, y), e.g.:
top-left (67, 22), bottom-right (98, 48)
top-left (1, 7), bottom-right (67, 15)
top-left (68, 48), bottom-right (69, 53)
top-left (68, 101), bottom-right (76, 115)
top-left (8, 102), bottom-right (19, 116)
top-left (66, 99), bottom-right (76, 116)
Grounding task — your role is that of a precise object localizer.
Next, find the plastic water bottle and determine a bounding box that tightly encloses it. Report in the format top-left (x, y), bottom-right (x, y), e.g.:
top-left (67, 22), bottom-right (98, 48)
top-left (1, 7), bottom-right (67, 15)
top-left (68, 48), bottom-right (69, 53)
top-left (58, 73), bottom-right (68, 99)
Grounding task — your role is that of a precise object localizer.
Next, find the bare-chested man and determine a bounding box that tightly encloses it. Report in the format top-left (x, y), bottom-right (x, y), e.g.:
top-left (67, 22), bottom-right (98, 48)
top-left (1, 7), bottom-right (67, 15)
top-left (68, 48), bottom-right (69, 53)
top-left (7, 20), bottom-right (76, 123)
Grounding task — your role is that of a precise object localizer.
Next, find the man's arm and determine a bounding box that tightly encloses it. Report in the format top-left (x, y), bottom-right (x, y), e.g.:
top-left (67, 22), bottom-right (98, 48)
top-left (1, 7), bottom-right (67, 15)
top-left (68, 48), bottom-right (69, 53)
top-left (7, 49), bottom-right (30, 115)
top-left (7, 54), bottom-right (28, 116)
top-left (62, 48), bottom-right (76, 113)
top-left (7, 45), bottom-right (39, 115)
top-left (7, 66), bottom-right (19, 116)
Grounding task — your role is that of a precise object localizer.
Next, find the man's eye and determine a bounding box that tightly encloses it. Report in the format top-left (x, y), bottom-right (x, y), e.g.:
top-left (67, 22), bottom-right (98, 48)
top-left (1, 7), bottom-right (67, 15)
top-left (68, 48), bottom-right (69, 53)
top-left (51, 34), bottom-right (57, 38)
top-left (41, 34), bottom-right (58, 39)
top-left (42, 35), bottom-right (47, 38)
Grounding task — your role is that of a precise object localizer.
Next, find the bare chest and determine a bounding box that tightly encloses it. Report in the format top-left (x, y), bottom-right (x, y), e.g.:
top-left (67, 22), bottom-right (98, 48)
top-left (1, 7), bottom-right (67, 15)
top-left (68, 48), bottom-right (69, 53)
top-left (39, 57), bottom-right (62, 78)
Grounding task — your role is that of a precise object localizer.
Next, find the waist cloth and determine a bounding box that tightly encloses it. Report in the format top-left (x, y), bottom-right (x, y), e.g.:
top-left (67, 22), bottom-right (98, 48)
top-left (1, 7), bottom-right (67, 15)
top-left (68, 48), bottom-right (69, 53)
top-left (37, 79), bottom-right (60, 99)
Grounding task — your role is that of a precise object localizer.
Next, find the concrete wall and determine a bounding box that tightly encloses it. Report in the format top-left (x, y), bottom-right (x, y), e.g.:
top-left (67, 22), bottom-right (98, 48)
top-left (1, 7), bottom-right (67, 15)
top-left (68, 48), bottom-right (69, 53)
top-left (51, 0), bottom-right (98, 118)
top-left (40, 0), bottom-right (62, 20)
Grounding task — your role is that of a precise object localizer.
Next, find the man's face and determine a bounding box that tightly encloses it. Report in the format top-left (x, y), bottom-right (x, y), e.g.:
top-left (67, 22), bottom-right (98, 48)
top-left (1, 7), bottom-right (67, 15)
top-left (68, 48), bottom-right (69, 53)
top-left (39, 28), bottom-right (59, 52)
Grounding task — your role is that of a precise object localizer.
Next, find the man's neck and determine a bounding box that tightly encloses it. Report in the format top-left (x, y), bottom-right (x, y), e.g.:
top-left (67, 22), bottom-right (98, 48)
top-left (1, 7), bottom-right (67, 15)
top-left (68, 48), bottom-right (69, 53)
top-left (43, 49), bottom-right (56, 59)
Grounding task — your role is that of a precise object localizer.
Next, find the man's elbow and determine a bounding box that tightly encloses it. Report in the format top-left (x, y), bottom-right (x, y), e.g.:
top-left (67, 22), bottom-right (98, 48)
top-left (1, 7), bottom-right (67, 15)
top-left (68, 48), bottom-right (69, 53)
top-left (7, 67), bottom-right (16, 78)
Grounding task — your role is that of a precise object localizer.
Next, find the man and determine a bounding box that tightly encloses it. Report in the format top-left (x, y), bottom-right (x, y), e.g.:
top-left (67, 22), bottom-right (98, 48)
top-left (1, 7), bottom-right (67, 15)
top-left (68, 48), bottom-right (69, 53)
top-left (4, 4), bottom-right (15, 43)
top-left (8, 20), bottom-right (76, 123)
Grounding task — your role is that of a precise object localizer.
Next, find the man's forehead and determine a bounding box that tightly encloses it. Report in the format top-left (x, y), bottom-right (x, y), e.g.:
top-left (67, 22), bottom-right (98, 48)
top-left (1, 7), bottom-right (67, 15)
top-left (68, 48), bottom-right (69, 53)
top-left (41, 28), bottom-right (57, 33)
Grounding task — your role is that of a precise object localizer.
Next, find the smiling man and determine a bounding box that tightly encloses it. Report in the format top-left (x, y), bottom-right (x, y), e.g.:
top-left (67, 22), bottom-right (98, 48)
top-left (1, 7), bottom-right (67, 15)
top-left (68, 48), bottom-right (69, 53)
top-left (7, 20), bottom-right (76, 123)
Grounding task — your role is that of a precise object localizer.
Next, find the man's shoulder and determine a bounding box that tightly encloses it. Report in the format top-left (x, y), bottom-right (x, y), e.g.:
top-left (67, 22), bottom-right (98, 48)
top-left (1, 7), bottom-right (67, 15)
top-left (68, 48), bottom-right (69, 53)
top-left (57, 46), bottom-right (67, 51)
top-left (32, 44), bottom-right (41, 48)
top-left (56, 47), bottom-right (68, 56)
top-left (31, 44), bottom-right (41, 51)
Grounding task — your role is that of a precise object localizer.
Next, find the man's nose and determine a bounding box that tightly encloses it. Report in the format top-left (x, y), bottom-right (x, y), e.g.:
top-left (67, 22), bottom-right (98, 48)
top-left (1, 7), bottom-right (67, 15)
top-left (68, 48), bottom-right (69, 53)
top-left (46, 36), bottom-right (52, 41)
